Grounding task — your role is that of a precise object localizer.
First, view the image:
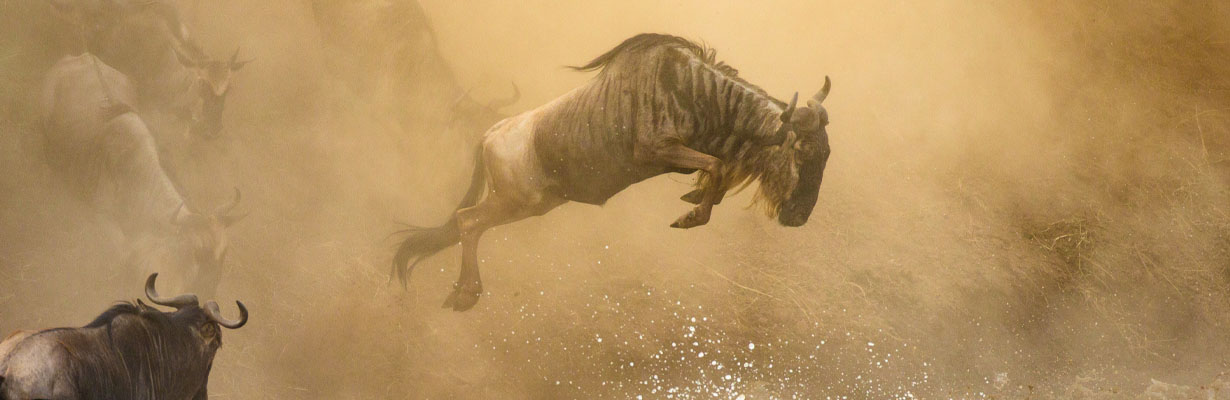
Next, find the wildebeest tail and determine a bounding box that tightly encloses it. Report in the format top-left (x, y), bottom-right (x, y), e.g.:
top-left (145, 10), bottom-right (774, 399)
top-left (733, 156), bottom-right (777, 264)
top-left (391, 146), bottom-right (486, 288)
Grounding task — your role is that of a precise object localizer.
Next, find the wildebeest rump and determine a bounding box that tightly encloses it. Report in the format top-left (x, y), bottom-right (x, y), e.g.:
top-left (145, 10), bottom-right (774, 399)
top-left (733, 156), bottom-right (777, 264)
top-left (393, 34), bottom-right (833, 311)
top-left (0, 273), bottom-right (248, 400)
top-left (39, 53), bottom-right (245, 296)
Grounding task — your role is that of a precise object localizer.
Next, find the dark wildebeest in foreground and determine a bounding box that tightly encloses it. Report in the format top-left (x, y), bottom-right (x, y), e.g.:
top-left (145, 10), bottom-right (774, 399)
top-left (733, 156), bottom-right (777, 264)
top-left (40, 53), bottom-right (245, 296)
top-left (393, 34), bottom-right (834, 311)
top-left (0, 273), bottom-right (247, 399)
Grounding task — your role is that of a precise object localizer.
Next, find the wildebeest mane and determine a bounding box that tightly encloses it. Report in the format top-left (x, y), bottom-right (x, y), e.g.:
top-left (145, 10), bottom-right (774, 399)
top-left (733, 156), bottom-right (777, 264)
top-left (82, 301), bottom-right (161, 329)
top-left (568, 33), bottom-right (784, 107)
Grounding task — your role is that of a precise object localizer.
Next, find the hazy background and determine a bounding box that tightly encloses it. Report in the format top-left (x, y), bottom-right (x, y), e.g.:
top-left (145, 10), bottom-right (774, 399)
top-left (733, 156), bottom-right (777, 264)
top-left (2, 0), bottom-right (1229, 398)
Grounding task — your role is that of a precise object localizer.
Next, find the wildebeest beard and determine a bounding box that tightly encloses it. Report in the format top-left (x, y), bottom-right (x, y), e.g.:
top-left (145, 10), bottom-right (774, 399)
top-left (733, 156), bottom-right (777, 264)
top-left (532, 34), bottom-right (803, 214)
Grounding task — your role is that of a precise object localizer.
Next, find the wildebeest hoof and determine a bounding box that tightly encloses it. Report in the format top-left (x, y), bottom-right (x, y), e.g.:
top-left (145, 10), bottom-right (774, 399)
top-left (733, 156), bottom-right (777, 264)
top-left (679, 189), bottom-right (721, 205)
top-left (680, 189), bottom-right (704, 205)
top-left (670, 209), bottom-right (709, 229)
top-left (442, 282), bottom-right (482, 311)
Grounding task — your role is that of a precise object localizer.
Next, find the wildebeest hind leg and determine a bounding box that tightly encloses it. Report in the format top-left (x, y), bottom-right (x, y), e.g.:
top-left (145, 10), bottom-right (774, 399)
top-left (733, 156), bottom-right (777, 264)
top-left (446, 194), bottom-right (564, 311)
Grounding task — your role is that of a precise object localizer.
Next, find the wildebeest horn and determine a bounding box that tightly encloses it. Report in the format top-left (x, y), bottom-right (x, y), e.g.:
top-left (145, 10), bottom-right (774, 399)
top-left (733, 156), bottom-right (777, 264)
top-left (780, 92), bottom-right (799, 122)
top-left (762, 93), bottom-right (799, 145)
top-left (219, 212), bottom-right (248, 227)
top-left (812, 76), bottom-right (831, 105)
top-left (451, 87), bottom-right (477, 110)
top-left (171, 44), bottom-right (199, 68)
top-left (204, 300), bottom-right (248, 329)
top-left (487, 82), bottom-right (520, 109)
top-left (228, 47), bottom-right (252, 71)
top-left (215, 188), bottom-right (242, 216)
top-left (170, 203), bottom-right (190, 226)
top-left (145, 273), bottom-right (199, 309)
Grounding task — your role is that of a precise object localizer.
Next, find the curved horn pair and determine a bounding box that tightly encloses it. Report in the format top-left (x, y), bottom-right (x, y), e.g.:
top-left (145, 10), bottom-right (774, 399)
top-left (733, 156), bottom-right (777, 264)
top-left (764, 76), bottom-right (833, 145)
top-left (144, 273), bottom-right (248, 329)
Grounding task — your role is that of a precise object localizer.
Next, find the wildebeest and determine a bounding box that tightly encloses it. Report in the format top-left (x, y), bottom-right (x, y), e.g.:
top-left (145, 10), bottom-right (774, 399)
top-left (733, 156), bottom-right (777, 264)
top-left (393, 34), bottom-right (834, 311)
top-left (0, 273), bottom-right (247, 400)
top-left (50, 0), bottom-right (249, 140)
top-left (39, 52), bottom-right (245, 296)
top-left (50, 0), bottom-right (199, 54)
top-left (310, 0), bottom-right (517, 136)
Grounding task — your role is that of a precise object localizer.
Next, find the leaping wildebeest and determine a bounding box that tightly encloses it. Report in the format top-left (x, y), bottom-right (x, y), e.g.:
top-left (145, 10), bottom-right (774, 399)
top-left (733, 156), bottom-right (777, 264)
top-left (394, 34), bottom-right (834, 311)
top-left (39, 53), bottom-right (245, 296)
top-left (0, 273), bottom-right (247, 400)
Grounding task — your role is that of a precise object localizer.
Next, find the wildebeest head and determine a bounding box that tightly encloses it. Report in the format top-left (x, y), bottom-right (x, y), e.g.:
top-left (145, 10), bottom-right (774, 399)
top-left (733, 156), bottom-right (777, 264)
top-left (143, 272), bottom-right (248, 361)
top-left (173, 47), bottom-right (251, 139)
top-left (773, 77), bottom-right (832, 227)
top-left (168, 189), bottom-right (246, 293)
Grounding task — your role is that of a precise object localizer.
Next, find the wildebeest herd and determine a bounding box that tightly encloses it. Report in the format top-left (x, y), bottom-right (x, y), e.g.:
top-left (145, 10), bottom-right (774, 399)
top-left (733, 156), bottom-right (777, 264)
top-left (2, 2), bottom-right (833, 397)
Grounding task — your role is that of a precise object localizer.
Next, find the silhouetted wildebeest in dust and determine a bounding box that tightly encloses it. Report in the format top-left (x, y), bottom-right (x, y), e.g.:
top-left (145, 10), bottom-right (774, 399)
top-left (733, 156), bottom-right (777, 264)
top-left (39, 53), bottom-right (245, 296)
top-left (394, 34), bottom-right (834, 311)
top-left (50, 0), bottom-right (250, 140)
top-left (0, 273), bottom-right (248, 399)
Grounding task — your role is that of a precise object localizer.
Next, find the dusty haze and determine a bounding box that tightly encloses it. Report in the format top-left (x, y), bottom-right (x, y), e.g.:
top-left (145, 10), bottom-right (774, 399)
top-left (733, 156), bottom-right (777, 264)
top-left (2, 0), bottom-right (1229, 398)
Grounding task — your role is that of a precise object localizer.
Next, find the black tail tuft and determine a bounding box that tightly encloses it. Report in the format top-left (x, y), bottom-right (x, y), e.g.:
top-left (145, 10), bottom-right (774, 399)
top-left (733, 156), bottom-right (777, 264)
top-left (391, 145), bottom-right (487, 288)
top-left (391, 222), bottom-right (461, 288)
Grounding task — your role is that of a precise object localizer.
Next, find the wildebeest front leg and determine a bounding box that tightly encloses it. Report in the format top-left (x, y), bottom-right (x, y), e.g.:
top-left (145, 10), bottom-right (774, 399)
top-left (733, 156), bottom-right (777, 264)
top-left (649, 143), bottom-right (724, 229)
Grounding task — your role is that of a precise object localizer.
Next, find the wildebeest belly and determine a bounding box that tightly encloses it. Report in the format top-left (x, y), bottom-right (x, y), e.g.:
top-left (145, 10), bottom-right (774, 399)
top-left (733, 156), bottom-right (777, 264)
top-left (533, 125), bottom-right (658, 205)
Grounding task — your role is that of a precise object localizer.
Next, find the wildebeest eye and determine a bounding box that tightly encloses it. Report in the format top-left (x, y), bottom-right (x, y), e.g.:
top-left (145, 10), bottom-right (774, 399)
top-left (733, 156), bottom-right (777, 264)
top-left (794, 137), bottom-right (820, 157)
top-left (200, 321), bottom-right (220, 340)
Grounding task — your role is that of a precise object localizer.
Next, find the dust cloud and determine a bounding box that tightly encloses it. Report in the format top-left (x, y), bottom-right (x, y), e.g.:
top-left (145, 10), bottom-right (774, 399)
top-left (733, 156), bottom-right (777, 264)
top-left (2, 0), bottom-right (1229, 398)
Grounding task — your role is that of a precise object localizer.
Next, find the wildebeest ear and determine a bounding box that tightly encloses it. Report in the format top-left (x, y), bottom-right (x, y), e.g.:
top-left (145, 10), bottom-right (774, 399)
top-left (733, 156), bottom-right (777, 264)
top-left (228, 47), bottom-right (253, 71)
